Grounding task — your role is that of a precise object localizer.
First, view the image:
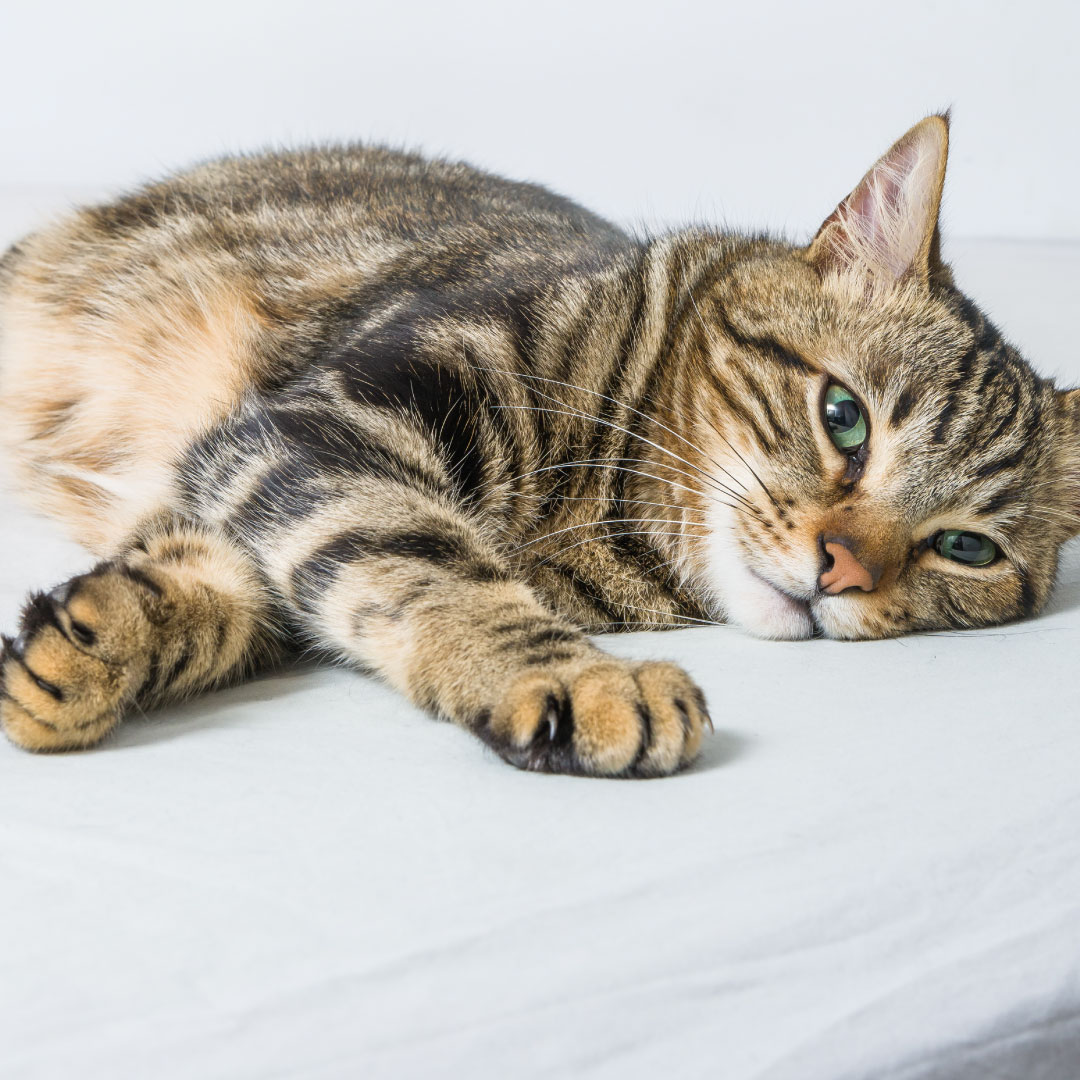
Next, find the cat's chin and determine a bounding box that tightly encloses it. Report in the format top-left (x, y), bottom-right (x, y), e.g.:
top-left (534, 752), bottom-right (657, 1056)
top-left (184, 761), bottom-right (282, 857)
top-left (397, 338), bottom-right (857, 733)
top-left (728, 569), bottom-right (816, 641)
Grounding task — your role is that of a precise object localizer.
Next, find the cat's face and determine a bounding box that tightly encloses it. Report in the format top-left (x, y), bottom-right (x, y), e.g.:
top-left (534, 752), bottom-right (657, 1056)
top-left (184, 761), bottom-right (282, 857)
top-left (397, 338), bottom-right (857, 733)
top-left (687, 116), bottom-right (1080, 639)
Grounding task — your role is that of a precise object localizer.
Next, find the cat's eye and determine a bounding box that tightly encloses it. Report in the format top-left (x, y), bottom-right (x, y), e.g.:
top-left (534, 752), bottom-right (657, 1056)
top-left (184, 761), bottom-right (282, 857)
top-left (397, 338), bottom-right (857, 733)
top-left (933, 530), bottom-right (998, 567)
top-left (823, 384), bottom-right (868, 453)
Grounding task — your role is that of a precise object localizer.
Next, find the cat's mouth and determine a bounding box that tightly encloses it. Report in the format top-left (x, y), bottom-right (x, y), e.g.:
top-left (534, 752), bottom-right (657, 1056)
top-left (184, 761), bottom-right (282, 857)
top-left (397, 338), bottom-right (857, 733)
top-left (748, 568), bottom-right (813, 613)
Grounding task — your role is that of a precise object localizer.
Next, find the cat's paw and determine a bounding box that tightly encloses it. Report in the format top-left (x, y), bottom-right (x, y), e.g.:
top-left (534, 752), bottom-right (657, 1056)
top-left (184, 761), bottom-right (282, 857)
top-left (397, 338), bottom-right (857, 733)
top-left (0, 564), bottom-right (162, 752)
top-left (482, 657), bottom-right (711, 777)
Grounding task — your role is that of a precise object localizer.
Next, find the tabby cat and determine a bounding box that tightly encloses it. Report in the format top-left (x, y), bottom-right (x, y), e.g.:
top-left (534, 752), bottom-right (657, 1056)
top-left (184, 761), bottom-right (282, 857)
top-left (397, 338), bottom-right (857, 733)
top-left (2, 116), bottom-right (1077, 775)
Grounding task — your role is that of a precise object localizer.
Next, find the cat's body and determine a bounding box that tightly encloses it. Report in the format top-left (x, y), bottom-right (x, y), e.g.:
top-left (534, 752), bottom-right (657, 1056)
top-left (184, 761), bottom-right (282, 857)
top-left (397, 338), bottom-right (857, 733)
top-left (2, 118), bottom-right (1078, 773)
top-left (0, 144), bottom-right (708, 629)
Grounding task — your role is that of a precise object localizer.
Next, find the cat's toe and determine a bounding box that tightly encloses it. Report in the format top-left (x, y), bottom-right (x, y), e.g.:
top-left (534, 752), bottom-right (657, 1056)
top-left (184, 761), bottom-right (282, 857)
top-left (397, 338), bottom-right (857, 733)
top-left (630, 661), bottom-right (711, 776)
top-left (0, 624), bottom-right (122, 751)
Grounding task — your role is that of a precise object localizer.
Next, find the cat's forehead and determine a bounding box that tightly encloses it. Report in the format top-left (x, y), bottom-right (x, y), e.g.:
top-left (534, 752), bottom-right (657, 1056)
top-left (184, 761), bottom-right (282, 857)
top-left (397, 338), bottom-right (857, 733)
top-left (710, 250), bottom-right (969, 365)
top-left (814, 277), bottom-right (972, 370)
top-left (724, 260), bottom-right (1039, 429)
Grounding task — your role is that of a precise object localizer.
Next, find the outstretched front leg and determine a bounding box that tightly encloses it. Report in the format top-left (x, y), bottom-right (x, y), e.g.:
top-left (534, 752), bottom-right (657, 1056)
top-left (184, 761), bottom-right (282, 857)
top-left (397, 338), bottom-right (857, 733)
top-left (273, 484), bottom-right (711, 777)
top-left (1, 523), bottom-right (281, 751)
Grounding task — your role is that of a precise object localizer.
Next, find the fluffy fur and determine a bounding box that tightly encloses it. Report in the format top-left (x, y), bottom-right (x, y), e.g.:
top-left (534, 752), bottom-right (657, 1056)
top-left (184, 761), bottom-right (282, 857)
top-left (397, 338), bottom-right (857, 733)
top-left (1, 116), bottom-right (1077, 774)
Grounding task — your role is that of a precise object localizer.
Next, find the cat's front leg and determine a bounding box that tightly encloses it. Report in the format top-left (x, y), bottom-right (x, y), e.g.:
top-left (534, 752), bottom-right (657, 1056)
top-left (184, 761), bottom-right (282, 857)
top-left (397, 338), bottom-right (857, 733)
top-left (275, 495), bottom-right (710, 777)
top-left (1, 524), bottom-right (280, 751)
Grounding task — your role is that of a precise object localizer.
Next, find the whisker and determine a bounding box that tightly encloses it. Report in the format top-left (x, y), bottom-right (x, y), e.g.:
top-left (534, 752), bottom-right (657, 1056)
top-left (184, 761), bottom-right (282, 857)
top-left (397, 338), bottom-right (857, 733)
top-left (513, 516), bottom-right (712, 552)
top-left (644, 549), bottom-right (701, 578)
top-left (504, 490), bottom-right (711, 517)
top-left (678, 267), bottom-right (785, 513)
top-left (491, 402), bottom-right (757, 511)
top-left (491, 429), bottom-right (756, 511)
top-left (500, 458), bottom-right (756, 519)
top-left (616, 604), bottom-right (727, 629)
top-left (552, 573), bottom-right (723, 631)
top-left (533, 527), bottom-right (711, 566)
top-left (475, 364), bottom-right (755, 500)
top-left (511, 382), bottom-right (756, 507)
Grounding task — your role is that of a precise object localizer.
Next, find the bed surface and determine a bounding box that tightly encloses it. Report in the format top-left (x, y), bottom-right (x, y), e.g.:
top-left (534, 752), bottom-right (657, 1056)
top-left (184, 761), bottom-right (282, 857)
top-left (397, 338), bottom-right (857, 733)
top-left (1, 192), bottom-right (1078, 1079)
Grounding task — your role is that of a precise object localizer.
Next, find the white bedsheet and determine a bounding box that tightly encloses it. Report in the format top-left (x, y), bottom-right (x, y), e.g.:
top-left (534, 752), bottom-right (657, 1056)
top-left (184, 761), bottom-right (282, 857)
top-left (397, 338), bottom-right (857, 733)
top-left (1, 210), bottom-right (1078, 1079)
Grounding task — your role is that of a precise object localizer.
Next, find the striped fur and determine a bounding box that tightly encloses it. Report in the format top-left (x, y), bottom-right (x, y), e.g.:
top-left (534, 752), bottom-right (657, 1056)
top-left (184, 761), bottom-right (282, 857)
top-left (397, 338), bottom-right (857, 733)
top-left (1, 118), bottom-right (1076, 771)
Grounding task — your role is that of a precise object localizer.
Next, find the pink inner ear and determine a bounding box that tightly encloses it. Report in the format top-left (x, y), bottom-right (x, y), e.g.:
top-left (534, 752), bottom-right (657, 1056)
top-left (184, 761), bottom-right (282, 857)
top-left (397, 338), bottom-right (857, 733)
top-left (848, 144), bottom-right (915, 241)
top-left (816, 118), bottom-right (948, 286)
top-left (844, 142), bottom-right (929, 280)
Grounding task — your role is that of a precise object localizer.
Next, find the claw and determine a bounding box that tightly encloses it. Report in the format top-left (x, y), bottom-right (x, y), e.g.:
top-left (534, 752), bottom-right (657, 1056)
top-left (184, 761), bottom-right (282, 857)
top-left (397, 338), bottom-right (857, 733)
top-left (545, 705), bottom-right (559, 741)
top-left (674, 698), bottom-right (692, 733)
top-left (703, 710), bottom-right (714, 734)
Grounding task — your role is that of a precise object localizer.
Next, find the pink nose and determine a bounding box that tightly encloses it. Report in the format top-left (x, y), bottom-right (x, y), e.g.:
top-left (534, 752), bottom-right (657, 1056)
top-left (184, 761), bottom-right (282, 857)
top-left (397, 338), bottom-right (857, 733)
top-left (819, 541), bottom-right (876, 594)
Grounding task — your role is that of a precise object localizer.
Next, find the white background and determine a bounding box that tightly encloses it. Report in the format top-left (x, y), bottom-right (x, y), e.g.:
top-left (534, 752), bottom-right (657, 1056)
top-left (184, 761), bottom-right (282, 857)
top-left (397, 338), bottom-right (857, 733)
top-left (2, 0), bottom-right (1078, 239)
top-left (4, 4), bottom-right (1080, 1077)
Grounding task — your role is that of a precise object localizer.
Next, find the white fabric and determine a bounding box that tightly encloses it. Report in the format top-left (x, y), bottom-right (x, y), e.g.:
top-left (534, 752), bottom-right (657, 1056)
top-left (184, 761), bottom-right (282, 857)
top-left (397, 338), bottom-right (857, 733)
top-left (1, 211), bottom-right (1078, 1078)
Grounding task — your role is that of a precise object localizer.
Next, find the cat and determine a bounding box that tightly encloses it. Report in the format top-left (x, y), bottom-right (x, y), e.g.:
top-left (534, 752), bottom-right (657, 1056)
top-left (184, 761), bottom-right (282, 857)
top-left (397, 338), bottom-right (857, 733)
top-left (1, 115), bottom-right (1077, 775)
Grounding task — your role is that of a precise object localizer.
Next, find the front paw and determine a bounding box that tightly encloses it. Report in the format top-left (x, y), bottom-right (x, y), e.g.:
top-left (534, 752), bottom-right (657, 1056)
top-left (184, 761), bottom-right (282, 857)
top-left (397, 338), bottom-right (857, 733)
top-left (0, 565), bottom-right (159, 751)
top-left (481, 657), bottom-right (711, 777)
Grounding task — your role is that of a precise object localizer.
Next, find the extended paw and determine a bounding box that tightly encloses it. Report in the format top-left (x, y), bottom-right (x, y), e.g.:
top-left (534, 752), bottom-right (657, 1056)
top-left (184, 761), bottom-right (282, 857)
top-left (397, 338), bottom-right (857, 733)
top-left (0, 564), bottom-right (163, 751)
top-left (482, 657), bottom-right (711, 777)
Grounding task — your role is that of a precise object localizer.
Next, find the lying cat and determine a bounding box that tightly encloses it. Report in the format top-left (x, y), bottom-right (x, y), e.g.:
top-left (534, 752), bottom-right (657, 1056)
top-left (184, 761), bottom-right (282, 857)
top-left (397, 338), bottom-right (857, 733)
top-left (1, 116), bottom-right (1076, 774)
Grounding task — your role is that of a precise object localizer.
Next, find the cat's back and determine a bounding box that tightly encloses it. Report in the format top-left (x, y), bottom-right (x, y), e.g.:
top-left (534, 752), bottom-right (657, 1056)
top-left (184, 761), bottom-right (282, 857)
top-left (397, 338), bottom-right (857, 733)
top-left (2, 143), bottom-right (628, 326)
top-left (75, 143), bottom-right (625, 261)
top-left (0, 144), bottom-right (626, 549)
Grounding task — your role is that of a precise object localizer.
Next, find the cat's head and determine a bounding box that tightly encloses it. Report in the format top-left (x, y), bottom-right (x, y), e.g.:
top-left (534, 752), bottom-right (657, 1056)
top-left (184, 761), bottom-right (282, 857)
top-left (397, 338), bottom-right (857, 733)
top-left (686, 115), bottom-right (1080, 639)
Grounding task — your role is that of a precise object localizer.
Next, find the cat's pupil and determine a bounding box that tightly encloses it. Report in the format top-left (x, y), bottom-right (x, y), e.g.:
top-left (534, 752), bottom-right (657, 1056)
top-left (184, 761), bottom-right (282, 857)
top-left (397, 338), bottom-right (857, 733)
top-left (826, 399), bottom-right (860, 433)
top-left (823, 385), bottom-right (868, 453)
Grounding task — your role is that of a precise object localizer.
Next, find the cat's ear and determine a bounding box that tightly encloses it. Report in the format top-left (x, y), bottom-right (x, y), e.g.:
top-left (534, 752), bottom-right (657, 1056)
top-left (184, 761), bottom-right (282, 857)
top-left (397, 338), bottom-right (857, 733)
top-left (807, 115), bottom-right (950, 289)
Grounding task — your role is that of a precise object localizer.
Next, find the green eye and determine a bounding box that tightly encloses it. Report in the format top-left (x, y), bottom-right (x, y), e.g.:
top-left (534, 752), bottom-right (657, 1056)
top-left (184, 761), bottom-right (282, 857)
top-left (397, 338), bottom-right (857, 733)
top-left (934, 530), bottom-right (998, 567)
top-left (824, 384), bottom-right (868, 452)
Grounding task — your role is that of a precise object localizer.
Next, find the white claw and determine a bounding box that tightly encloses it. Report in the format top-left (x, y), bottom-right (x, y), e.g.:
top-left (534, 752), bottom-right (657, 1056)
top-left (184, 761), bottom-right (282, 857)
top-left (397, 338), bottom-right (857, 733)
top-left (546, 707), bottom-right (559, 741)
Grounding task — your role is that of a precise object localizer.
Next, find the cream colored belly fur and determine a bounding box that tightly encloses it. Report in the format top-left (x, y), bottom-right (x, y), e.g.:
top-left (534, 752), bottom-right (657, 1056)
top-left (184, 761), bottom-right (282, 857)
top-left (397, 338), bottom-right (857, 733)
top-left (0, 213), bottom-right (269, 552)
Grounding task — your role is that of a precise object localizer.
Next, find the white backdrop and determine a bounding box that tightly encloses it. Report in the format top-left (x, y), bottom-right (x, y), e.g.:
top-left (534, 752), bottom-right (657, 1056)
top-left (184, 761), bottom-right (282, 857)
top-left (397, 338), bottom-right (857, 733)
top-left (4, 6), bottom-right (1080, 1078)
top-left (2, 0), bottom-right (1078, 240)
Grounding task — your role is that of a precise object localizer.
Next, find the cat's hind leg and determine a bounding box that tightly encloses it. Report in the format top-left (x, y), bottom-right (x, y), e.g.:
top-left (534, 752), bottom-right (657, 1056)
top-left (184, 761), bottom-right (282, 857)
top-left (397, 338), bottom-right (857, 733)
top-left (1, 522), bottom-right (282, 751)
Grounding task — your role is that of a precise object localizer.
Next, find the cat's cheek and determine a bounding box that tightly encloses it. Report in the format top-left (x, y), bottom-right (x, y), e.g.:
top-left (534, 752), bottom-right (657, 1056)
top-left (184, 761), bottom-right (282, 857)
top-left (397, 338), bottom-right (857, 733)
top-left (702, 524), bottom-right (814, 641)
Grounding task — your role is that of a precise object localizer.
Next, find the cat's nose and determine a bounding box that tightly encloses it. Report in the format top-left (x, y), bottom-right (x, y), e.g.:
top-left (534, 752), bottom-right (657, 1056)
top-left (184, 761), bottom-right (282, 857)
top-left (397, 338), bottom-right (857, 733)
top-left (818, 536), bottom-right (878, 594)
